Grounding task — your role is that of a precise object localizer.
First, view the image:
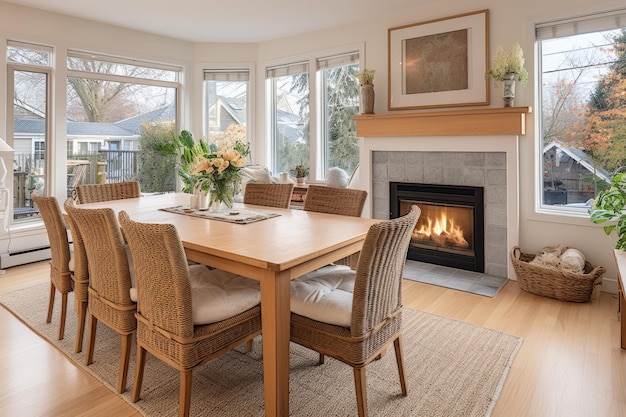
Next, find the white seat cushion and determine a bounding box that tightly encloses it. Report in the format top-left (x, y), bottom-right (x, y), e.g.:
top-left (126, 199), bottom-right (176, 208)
top-left (189, 266), bottom-right (261, 325)
top-left (290, 265), bottom-right (355, 327)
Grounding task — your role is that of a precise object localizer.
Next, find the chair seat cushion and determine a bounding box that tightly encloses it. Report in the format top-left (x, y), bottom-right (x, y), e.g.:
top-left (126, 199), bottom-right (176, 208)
top-left (189, 266), bottom-right (261, 325)
top-left (290, 265), bottom-right (355, 327)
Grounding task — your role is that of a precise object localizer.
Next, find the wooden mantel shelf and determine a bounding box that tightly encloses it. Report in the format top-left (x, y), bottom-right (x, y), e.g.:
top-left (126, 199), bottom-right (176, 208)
top-left (350, 106), bottom-right (532, 137)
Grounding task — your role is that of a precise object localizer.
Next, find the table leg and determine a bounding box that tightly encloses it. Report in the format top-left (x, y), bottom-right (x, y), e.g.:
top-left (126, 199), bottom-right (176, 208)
top-left (259, 270), bottom-right (291, 416)
top-left (617, 273), bottom-right (626, 349)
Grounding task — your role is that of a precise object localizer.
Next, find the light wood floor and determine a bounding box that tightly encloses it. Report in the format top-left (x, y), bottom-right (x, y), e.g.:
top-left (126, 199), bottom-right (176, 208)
top-left (1, 261), bottom-right (625, 417)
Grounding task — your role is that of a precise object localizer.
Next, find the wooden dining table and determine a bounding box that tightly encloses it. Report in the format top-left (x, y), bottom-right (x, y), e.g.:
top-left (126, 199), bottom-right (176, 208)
top-left (78, 192), bottom-right (380, 417)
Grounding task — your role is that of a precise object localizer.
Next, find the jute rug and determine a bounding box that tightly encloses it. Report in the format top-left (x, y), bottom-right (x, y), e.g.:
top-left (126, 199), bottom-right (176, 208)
top-left (0, 283), bottom-right (522, 417)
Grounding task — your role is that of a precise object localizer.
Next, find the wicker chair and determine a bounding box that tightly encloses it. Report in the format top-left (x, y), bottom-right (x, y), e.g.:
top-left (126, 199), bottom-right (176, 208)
top-left (65, 203), bottom-right (136, 394)
top-left (63, 198), bottom-right (90, 353)
top-left (303, 185), bottom-right (367, 216)
top-left (243, 182), bottom-right (294, 208)
top-left (303, 185), bottom-right (368, 266)
top-left (75, 181), bottom-right (141, 204)
top-left (31, 194), bottom-right (73, 341)
top-left (289, 205), bottom-right (421, 417)
top-left (118, 211), bottom-right (262, 417)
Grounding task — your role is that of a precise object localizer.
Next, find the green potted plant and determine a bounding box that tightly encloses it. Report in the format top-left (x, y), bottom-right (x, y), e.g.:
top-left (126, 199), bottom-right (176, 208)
top-left (589, 167), bottom-right (626, 250)
top-left (290, 163), bottom-right (309, 184)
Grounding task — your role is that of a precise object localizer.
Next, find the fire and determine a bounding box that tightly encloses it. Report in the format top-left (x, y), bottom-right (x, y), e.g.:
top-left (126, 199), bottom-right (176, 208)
top-left (413, 211), bottom-right (469, 248)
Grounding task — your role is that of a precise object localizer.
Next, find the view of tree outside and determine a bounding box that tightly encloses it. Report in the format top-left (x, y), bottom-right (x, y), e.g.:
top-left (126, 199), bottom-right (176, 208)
top-left (540, 22), bottom-right (626, 209)
top-left (137, 122), bottom-right (177, 192)
top-left (65, 52), bottom-right (180, 191)
top-left (271, 71), bottom-right (310, 175)
top-left (322, 63), bottom-right (359, 176)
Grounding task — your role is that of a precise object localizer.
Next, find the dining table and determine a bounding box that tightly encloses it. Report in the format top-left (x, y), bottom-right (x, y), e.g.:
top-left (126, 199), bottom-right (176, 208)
top-left (77, 192), bottom-right (380, 417)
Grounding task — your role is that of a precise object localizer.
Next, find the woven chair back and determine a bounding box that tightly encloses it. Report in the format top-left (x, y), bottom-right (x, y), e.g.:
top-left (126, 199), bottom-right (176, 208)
top-left (31, 194), bottom-right (72, 293)
top-left (65, 204), bottom-right (134, 309)
top-left (63, 198), bottom-right (89, 303)
top-left (75, 181), bottom-right (141, 204)
top-left (118, 211), bottom-right (194, 339)
top-left (351, 205), bottom-right (421, 337)
top-left (303, 185), bottom-right (367, 217)
top-left (243, 182), bottom-right (294, 208)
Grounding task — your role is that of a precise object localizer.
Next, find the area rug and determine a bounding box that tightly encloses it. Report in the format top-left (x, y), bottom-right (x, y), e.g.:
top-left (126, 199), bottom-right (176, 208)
top-left (0, 283), bottom-right (522, 417)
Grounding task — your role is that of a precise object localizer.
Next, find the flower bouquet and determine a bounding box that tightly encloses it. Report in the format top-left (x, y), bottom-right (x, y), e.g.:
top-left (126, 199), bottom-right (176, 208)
top-left (157, 126), bottom-right (250, 210)
top-left (485, 42), bottom-right (529, 86)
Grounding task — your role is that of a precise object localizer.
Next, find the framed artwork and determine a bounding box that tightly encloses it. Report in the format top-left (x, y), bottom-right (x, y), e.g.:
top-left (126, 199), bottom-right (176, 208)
top-left (388, 10), bottom-right (489, 110)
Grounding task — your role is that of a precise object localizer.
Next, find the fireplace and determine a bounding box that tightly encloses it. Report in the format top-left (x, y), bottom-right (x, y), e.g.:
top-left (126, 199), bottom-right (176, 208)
top-left (390, 182), bottom-right (485, 273)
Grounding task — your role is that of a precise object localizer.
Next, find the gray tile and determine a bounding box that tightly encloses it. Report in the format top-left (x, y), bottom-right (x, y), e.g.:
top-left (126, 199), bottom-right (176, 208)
top-left (403, 260), bottom-right (508, 298)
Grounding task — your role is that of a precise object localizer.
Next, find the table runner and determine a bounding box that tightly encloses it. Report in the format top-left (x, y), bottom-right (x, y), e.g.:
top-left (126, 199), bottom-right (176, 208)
top-left (160, 205), bottom-right (280, 224)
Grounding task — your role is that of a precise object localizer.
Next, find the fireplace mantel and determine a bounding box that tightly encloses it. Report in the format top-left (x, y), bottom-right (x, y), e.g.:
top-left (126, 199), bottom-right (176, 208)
top-left (351, 106), bottom-right (531, 137)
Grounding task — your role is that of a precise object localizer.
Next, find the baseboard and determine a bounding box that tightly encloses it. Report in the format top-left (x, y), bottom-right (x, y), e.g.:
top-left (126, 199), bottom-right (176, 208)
top-left (0, 246), bottom-right (51, 269)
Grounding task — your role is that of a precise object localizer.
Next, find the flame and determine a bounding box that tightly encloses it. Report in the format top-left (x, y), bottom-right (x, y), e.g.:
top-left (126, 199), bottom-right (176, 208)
top-left (413, 210), bottom-right (469, 248)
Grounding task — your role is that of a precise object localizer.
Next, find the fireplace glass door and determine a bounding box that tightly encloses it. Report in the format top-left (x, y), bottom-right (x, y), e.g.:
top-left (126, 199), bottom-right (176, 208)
top-left (400, 200), bottom-right (474, 257)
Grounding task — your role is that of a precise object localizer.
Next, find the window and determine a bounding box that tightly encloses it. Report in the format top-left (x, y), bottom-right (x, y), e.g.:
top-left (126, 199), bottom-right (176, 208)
top-left (66, 51), bottom-right (181, 193)
top-left (266, 50), bottom-right (360, 180)
top-left (7, 41), bottom-right (52, 220)
top-left (267, 61), bottom-right (310, 175)
top-left (203, 68), bottom-right (250, 143)
top-left (537, 10), bottom-right (626, 213)
top-left (318, 53), bottom-right (360, 176)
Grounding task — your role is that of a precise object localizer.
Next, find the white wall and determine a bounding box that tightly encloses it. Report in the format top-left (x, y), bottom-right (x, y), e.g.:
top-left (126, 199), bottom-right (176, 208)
top-left (2, 0), bottom-right (624, 290)
top-left (247, 0), bottom-right (626, 291)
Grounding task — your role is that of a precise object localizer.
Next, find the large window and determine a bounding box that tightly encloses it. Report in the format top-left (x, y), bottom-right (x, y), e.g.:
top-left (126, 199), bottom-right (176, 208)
top-left (537, 10), bottom-right (626, 213)
top-left (7, 41), bottom-right (52, 221)
top-left (267, 50), bottom-right (360, 180)
top-left (66, 51), bottom-right (181, 193)
top-left (318, 53), bottom-right (360, 176)
top-left (203, 68), bottom-right (250, 144)
top-left (267, 61), bottom-right (310, 175)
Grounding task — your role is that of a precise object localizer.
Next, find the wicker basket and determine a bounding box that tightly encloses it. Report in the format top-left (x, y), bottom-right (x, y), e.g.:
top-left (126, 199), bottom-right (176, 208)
top-left (510, 246), bottom-right (605, 302)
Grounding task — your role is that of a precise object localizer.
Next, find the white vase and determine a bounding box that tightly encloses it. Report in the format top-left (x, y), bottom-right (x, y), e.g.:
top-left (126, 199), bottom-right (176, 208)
top-left (360, 84), bottom-right (375, 114)
top-left (502, 73), bottom-right (516, 107)
top-left (191, 187), bottom-right (208, 210)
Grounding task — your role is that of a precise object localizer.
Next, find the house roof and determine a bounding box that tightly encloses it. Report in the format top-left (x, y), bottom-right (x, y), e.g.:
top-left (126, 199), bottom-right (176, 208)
top-left (14, 118), bottom-right (134, 137)
top-left (543, 141), bottom-right (611, 184)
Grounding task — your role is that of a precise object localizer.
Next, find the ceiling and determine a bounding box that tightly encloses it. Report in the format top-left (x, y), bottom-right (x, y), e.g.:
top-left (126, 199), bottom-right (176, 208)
top-left (4, 0), bottom-right (421, 43)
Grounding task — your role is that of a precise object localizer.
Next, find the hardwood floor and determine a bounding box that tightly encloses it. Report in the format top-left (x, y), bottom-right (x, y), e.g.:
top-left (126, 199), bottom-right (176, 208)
top-left (1, 260), bottom-right (625, 417)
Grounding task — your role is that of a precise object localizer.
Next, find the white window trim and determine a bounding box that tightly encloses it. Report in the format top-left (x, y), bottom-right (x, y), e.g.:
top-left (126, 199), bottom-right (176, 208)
top-left (530, 7), bottom-right (626, 227)
top-left (263, 43), bottom-right (365, 181)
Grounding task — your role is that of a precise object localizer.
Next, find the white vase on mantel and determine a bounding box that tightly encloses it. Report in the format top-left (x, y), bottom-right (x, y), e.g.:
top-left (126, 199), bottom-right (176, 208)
top-left (360, 84), bottom-right (375, 114)
top-left (502, 73), bottom-right (516, 108)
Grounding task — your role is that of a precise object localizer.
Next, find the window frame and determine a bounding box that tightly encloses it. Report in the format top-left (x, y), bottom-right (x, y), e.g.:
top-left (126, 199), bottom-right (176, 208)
top-left (534, 9), bottom-right (626, 220)
top-left (264, 44), bottom-right (364, 182)
top-left (201, 65), bottom-right (253, 145)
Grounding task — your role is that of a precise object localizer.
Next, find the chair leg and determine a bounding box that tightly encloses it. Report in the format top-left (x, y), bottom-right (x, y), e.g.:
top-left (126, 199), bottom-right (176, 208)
top-left (86, 315), bottom-right (98, 366)
top-left (246, 339), bottom-right (253, 352)
top-left (58, 292), bottom-right (68, 340)
top-left (353, 367), bottom-right (368, 417)
top-left (46, 282), bottom-right (55, 323)
top-left (179, 370), bottom-right (193, 417)
top-left (132, 346), bottom-right (147, 403)
top-left (75, 301), bottom-right (87, 353)
top-left (319, 353), bottom-right (325, 364)
top-left (118, 333), bottom-right (133, 394)
top-left (393, 336), bottom-right (408, 396)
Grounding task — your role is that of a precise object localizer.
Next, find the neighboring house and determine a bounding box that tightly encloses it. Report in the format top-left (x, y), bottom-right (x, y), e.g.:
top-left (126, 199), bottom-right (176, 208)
top-left (542, 141), bottom-right (611, 205)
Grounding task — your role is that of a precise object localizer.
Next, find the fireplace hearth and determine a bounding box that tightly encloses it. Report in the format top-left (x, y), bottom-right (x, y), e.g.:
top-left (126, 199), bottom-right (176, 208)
top-left (390, 182), bottom-right (485, 273)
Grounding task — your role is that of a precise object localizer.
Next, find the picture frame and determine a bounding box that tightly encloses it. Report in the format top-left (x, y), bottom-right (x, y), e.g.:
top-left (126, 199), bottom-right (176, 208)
top-left (388, 10), bottom-right (489, 111)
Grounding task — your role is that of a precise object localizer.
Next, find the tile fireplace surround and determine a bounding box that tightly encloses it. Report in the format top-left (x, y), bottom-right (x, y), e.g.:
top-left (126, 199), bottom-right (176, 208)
top-left (352, 107), bottom-right (531, 279)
